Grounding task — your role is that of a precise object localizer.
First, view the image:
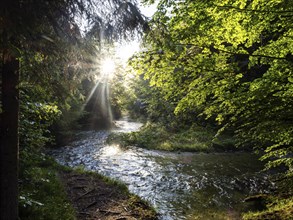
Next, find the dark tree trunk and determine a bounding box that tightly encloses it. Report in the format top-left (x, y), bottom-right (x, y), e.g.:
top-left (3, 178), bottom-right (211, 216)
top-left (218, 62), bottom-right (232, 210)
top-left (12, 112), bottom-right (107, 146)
top-left (0, 53), bottom-right (19, 220)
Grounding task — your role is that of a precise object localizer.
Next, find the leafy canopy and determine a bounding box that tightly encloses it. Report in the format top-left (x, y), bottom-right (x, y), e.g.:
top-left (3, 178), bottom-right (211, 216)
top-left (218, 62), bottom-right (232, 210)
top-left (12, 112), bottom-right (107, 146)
top-left (130, 0), bottom-right (293, 176)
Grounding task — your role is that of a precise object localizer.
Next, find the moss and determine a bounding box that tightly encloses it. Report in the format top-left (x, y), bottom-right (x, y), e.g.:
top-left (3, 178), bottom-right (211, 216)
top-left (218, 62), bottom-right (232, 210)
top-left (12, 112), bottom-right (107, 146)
top-left (107, 122), bottom-right (237, 152)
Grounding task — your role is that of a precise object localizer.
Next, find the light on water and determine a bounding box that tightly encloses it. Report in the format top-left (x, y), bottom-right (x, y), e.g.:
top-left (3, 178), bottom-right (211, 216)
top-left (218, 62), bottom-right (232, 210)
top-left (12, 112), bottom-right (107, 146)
top-left (50, 119), bottom-right (274, 220)
top-left (100, 144), bottom-right (121, 156)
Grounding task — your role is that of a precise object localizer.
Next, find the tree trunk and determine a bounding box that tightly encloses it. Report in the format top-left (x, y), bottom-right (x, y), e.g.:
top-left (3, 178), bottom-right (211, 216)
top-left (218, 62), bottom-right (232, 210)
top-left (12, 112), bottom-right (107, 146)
top-left (0, 53), bottom-right (19, 220)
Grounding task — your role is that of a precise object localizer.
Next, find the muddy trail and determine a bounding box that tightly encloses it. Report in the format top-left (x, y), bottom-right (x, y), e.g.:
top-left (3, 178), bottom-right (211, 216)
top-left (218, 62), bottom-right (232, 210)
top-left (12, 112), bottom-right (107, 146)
top-left (60, 170), bottom-right (158, 220)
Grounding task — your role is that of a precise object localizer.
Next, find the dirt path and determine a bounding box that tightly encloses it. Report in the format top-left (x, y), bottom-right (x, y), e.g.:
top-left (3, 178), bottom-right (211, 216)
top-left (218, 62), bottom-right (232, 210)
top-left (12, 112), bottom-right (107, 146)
top-left (60, 170), bottom-right (158, 220)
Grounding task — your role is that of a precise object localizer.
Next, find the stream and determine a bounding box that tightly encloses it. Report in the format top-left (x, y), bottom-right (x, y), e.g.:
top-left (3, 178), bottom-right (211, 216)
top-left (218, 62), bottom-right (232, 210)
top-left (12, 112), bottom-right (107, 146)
top-left (50, 119), bottom-right (274, 219)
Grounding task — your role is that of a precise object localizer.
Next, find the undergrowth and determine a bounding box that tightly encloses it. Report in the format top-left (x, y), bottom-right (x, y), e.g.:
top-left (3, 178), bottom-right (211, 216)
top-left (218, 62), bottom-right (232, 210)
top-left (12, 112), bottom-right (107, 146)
top-left (73, 165), bottom-right (131, 193)
top-left (107, 122), bottom-right (236, 152)
top-left (19, 147), bottom-right (158, 220)
top-left (242, 176), bottom-right (293, 220)
top-left (19, 147), bottom-right (76, 220)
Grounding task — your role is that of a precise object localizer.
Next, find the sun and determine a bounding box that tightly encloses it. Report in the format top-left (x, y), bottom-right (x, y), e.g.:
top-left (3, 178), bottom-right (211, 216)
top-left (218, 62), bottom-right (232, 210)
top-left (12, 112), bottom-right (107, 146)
top-left (101, 58), bottom-right (116, 77)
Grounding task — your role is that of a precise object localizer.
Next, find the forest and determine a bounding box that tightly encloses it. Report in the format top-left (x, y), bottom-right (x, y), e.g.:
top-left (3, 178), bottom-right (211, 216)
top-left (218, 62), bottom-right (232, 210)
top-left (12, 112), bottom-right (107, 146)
top-left (0, 0), bottom-right (292, 219)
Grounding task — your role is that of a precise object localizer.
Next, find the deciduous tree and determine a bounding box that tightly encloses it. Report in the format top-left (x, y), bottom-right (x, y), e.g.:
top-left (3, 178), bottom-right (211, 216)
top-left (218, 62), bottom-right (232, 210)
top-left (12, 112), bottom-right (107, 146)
top-left (131, 0), bottom-right (293, 176)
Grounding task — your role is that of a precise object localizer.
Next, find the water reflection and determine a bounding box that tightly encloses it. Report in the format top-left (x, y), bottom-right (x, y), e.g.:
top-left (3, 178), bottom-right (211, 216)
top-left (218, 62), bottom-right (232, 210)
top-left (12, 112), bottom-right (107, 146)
top-left (50, 119), bottom-right (273, 220)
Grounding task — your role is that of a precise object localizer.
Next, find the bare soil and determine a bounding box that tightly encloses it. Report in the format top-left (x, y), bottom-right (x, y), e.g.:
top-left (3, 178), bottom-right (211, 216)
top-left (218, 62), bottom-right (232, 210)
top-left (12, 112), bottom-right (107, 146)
top-left (60, 170), bottom-right (158, 220)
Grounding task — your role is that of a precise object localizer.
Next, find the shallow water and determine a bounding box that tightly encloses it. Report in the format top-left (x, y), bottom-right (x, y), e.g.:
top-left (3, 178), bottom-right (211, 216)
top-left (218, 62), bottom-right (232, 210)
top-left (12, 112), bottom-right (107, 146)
top-left (50, 119), bottom-right (273, 219)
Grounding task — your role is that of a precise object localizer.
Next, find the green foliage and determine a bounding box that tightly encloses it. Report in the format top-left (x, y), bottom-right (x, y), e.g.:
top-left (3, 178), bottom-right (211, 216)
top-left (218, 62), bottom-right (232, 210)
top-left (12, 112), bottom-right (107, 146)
top-left (1, 0), bottom-right (151, 219)
top-left (108, 122), bottom-right (236, 152)
top-left (124, 73), bottom-right (177, 122)
top-left (17, 28), bottom-right (95, 141)
top-left (19, 148), bottom-right (76, 220)
top-left (130, 0), bottom-right (293, 176)
top-left (19, 84), bottom-right (61, 149)
top-left (243, 198), bottom-right (293, 220)
top-left (107, 61), bottom-right (134, 118)
top-left (243, 176), bottom-right (293, 220)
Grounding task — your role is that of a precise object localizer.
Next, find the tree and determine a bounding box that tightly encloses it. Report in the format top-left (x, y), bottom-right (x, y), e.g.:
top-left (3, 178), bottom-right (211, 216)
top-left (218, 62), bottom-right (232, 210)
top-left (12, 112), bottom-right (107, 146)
top-left (131, 0), bottom-right (293, 176)
top-left (0, 49), bottom-right (19, 220)
top-left (0, 0), bottom-right (146, 218)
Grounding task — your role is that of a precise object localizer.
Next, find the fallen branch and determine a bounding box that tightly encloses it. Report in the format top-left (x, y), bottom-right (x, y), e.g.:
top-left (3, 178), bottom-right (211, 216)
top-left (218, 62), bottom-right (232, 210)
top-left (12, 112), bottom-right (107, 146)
top-left (78, 212), bottom-right (90, 215)
top-left (72, 185), bottom-right (87, 189)
top-left (85, 201), bottom-right (97, 209)
top-left (82, 193), bottom-right (106, 199)
top-left (75, 188), bottom-right (95, 201)
top-left (97, 208), bottom-right (121, 215)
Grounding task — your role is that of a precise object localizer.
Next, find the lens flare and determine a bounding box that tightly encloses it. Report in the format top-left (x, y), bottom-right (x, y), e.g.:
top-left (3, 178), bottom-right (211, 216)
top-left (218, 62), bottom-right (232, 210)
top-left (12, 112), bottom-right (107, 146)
top-left (101, 58), bottom-right (115, 78)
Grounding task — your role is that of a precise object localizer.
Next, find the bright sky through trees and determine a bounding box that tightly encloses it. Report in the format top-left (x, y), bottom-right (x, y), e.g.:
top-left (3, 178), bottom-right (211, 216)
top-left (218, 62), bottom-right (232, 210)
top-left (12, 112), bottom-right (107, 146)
top-left (139, 2), bottom-right (157, 17)
top-left (115, 41), bottom-right (140, 61)
top-left (89, 3), bottom-right (157, 80)
top-left (113, 2), bottom-right (157, 61)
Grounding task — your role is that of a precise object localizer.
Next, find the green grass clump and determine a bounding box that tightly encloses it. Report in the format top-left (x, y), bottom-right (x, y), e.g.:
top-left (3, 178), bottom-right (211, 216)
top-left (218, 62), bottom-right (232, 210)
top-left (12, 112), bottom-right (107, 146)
top-left (126, 195), bottom-right (158, 220)
top-left (19, 147), bottom-right (158, 220)
top-left (243, 176), bottom-right (293, 220)
top-left (107, 122), bottom-right (236, 152)
top-left (19, 148), bottom-right (76, 220)
top-left (243, 198), bottom-right (293, 220)
top-left (72, 165), bottom-right (131, 193)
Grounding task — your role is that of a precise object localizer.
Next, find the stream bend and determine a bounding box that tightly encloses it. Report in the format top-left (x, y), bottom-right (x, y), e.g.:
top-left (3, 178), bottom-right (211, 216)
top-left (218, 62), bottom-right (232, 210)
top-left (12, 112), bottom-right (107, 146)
top-left (50, 119), bottom-right (273, 219)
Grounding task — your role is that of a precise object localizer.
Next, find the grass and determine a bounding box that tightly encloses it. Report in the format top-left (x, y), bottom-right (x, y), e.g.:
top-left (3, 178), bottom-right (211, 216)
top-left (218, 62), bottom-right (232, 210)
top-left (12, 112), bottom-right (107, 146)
top-left (19, 147), bottom-right (158, 220)
top-left (19, 148), bottom-right (76, 220)
top-left (68, 165), bottom-right (158, 218)
top-left (243, 198), bottom-right (293, 220)
top-left (242, 176), bottom-right (293, 220)
top-left (72, 165), bottom-right (132, 193)
top-left (107, 122), bottom-right (236, 152)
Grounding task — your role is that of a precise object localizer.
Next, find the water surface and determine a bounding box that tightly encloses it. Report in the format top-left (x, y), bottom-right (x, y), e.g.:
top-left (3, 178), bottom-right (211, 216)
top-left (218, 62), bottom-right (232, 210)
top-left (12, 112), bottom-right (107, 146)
top-left (50, 119), bottom-right (273, 219)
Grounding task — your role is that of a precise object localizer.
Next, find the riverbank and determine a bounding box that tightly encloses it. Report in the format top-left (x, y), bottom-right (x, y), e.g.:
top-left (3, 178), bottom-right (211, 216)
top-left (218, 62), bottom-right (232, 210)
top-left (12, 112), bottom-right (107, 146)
top-left (19, 148), bottom-right (158, 220)
top-left (243, 177), bottom-right (293, 220)
top-left (60, 169), bottom-right (158, 220)
top-left (107, 122), bottom-right (237, 152)
top-left (107, 121), bottom-right (293, 219)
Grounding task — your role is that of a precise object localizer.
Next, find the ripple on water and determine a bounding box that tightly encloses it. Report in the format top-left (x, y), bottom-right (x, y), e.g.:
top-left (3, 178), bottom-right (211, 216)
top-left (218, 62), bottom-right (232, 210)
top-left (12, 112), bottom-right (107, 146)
top-left (48, 119), bottom-right (274, 220)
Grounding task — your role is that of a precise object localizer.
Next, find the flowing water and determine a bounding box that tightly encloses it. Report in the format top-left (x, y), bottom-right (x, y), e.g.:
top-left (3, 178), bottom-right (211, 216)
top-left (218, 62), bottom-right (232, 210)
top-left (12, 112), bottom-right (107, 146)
top-left (50, 119), bottom-right (273, 219)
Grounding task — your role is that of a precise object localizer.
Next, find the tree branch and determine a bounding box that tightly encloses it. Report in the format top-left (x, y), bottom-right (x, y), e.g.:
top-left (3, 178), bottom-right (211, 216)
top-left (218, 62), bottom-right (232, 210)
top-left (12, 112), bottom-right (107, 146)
top-left (215, 47), bottom-right (288, 60)
top-left (175, 43), bottom-right (289, 61)
top-left (214, 4), bottom-right (293, 14)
